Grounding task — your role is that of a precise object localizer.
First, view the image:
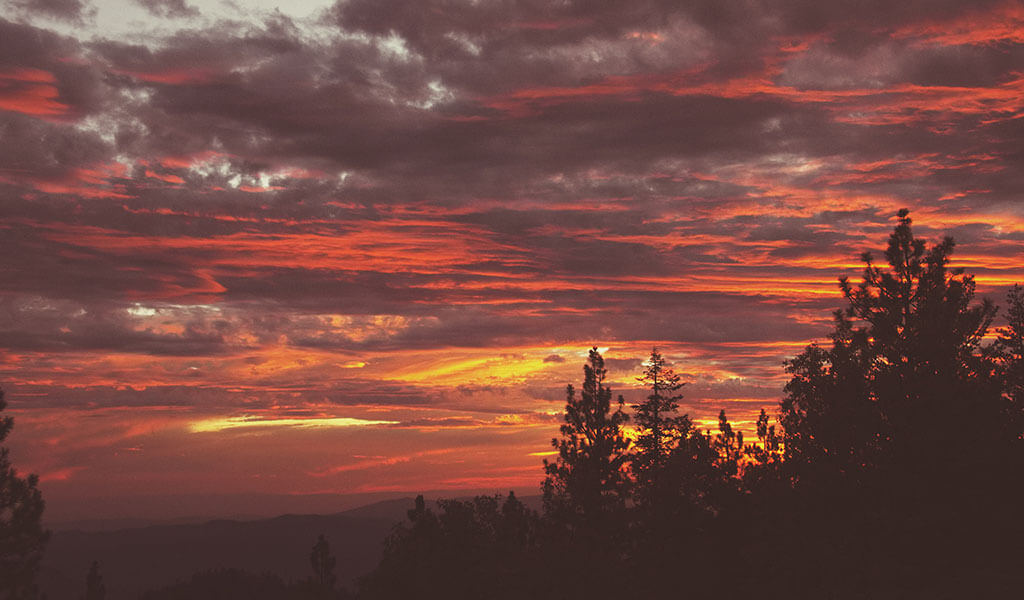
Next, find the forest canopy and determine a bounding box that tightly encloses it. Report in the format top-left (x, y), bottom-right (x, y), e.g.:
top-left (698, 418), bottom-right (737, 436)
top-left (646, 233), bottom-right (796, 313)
top-left (360, 211), bottom-right (1023, 599)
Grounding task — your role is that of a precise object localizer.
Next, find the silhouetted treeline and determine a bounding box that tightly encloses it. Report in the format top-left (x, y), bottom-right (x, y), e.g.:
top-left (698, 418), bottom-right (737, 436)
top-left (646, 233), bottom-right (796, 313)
top-left (138, 568), bottom-right (350, 600)
top-left (0, 388), bottom-right (49, 600)
top-left (359, 493), bottom-right (546, 599)
top-left (138, 534), bottom-right (351, 600)
top-left (360, 211), bottom-right (1024, 599)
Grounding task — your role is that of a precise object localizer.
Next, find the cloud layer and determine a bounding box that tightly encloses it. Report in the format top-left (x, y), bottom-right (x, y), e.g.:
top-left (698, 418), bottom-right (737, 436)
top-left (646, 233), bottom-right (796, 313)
top-left (1, 0), bottom-right (1023, 520)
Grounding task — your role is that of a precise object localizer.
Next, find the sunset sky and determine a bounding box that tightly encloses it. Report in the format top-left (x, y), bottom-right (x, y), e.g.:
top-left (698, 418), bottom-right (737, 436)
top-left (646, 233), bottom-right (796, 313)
top-left (2, 0), bottom-right (1023, 523)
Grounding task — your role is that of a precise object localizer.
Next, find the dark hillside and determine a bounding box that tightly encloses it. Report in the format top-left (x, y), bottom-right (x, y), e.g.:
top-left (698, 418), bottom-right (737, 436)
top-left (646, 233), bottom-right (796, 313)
top-left (40, 511), bottom-right (395, 599)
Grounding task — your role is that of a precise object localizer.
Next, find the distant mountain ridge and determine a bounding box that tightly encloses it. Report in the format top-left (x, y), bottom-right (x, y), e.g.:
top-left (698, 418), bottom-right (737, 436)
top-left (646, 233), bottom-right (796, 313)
top-left (44, 491), bottom-right (430, 532)
top-left (39, 492), bottom-right (539, 600)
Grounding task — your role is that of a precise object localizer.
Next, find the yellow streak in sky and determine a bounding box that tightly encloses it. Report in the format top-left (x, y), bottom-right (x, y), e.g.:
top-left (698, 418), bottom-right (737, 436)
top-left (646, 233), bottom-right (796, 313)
top-left (386, 353), bottom-right (559, 385)
top-left (188, 415), bottom-right (398, 433)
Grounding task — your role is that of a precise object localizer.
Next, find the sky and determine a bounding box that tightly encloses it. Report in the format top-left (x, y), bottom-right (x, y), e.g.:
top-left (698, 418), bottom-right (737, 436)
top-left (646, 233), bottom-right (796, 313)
top-left (1, 0), bottom-right (1023, 523)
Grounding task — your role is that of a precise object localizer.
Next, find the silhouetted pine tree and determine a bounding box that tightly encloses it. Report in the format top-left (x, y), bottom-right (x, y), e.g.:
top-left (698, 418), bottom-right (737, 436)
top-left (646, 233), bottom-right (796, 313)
top-left (744, 408), bottom-right (781, 466)
top-left (0, 388), bottom-right (49, 600)
top-left (776, 210), bottom-right (1021, 596)
top-left (739, 408), bottom-right (783, 490)
top-left (629, 405), bottom-right (754, 597)
top-left (309, 534), bottom-right (336, 593)
top-left (539, 348), bottom-right (631, 597)
top-left (712, 409), bottom-right (744, 477)
top-left (630, 348), bottom-right (691, 503)
top-left (782, 210), bottom-right (1013, 482)
top-left (542, 347), bottom-right (630, 526)
top-left (83, 561), bottom-right (105, 600)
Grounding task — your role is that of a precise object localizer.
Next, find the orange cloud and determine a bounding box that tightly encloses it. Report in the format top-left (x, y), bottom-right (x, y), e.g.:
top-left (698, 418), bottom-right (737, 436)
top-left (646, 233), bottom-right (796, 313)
top-left (894, 1), bottom-right (1024, 46)
top-left (0, 68), bottom-right (68, 118)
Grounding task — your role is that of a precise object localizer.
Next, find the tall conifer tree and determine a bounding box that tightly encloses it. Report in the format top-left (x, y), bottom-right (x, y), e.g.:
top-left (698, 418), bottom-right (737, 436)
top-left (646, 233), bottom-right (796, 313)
top-left (781, 209), bottom-right (1007, 480)
top-left (84, 561), bottom-right (105, 600)
top-left (631, 348), bottom-right (691, 506)
top-left (542, 348), bottom-right (630, 525)
top-left (309, 534), bottom-right (336, 593)
top-left (776, 210), bottom-right (1021, 596)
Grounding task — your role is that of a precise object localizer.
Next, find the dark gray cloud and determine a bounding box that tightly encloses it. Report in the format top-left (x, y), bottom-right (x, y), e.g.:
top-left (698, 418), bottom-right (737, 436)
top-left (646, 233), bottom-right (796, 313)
top-left (8, 0), bottom-right (93, 22)
top-left (0, 114), bottom-right (111, 180)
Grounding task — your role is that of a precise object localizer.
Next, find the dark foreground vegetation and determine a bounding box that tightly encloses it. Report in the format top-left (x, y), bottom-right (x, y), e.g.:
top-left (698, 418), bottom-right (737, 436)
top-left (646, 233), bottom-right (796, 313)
top-left (363, 211), bottom-right (1024, 599)
top-left (2, 211), bottom-right (1022, 599)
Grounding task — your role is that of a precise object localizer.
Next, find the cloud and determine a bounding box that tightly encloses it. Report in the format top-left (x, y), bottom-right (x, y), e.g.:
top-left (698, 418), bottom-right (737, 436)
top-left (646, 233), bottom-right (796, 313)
top-left (7, 0), bottom-right (94, 23)
top-left (133, 0), bottom-right (198, 18)
top-left (2, 0), bottom-right (1024, 517)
